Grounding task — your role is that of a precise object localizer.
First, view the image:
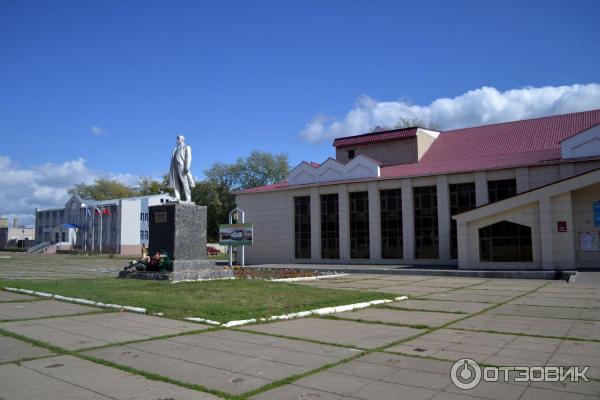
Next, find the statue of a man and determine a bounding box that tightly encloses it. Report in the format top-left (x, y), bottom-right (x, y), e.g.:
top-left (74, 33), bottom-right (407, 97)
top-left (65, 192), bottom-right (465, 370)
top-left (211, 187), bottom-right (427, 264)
top-left (168, 135), bottom-right (195, 202)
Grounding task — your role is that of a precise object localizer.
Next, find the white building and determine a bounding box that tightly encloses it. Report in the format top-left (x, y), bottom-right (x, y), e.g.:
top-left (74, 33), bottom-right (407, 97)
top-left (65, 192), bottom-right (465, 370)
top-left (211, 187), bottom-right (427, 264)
top-left (236, 109), bottom-right (600, 270)
top-left (35, 193), bottom-right (175, 255)
top-left (0, 218), bottom-right (35, 249)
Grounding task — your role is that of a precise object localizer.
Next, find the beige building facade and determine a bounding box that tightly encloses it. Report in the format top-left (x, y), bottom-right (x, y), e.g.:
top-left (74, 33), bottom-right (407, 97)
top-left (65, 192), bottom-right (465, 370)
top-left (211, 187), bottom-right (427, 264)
top-left (236, 110), bottom-right (600, 270)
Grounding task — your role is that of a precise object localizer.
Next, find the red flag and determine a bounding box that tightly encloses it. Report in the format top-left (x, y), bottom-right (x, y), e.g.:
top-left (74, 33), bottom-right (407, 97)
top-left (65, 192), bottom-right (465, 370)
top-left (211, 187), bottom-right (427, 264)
top-left (102, 208), bottom-right (111, 215)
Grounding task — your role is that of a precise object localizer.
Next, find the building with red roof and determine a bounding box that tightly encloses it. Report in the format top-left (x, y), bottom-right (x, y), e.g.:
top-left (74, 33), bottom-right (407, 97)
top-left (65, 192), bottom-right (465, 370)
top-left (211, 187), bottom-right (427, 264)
top-left (236, 109), bottom-right (600, 269)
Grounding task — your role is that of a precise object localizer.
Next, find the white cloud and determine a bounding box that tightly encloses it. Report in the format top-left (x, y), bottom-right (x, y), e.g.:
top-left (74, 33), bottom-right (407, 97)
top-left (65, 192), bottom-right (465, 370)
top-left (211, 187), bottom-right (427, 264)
top-left (300, 83), bottom-right (600, 143)
top-left (0, 157), bottom-right (137, 227)
top-left (91, 126), bottom-right (105, 136)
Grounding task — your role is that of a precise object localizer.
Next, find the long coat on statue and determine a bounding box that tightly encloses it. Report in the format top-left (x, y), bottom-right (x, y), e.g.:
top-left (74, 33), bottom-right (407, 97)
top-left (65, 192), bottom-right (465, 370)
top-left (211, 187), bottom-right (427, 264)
top-left (168, 143), bottom-right (195, 200)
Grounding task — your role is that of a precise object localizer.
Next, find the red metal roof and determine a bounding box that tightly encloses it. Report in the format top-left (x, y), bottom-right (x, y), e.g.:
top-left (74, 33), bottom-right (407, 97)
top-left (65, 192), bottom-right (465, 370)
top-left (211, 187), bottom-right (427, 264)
top-left (240, 109), bottom-right (600, 193)
top-left (332, 127), bottom-right (418, 148)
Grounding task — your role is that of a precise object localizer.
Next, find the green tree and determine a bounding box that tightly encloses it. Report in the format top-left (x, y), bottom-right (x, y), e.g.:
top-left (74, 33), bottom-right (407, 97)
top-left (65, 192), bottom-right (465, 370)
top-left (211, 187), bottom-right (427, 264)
top-left (136, 176), bottom-right (171, 196)
top-left (204, 150), bottom-right (289, 191)
top-left (68, 179), bottom-right (137, 200)
top-left (199, 151), bottom-right (289, 241)
top-left (392, 117), bottom-right (442, 131)
top-left (191, 180), bottom-right (235, 242)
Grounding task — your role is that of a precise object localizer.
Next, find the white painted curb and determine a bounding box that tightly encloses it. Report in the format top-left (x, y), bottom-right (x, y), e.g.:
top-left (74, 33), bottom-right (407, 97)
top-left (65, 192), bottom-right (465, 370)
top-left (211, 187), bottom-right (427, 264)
top-left (225, 295), bottom-right (409, 328)
top-left (270, 273), bottom-right (349, 282)
top-left (2, 287), bottom-right (146, 314)
top-left (183, 317), bottom-right (221, 326)
top-left (171, 277), bottom-right (235, 284)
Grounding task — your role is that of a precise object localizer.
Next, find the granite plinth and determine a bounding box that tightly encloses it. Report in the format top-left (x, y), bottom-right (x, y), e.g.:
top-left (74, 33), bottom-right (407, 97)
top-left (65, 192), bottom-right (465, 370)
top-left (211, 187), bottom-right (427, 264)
top-left (119, 202), bottom-right (232, 281)
top-left (149, 202), bottom-right (207, 260)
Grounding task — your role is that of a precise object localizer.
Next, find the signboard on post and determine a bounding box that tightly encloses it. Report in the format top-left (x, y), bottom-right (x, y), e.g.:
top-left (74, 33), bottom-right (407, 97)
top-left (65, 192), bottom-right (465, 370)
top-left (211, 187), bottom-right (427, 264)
top-left (219, 223), bottom-right (253, 246)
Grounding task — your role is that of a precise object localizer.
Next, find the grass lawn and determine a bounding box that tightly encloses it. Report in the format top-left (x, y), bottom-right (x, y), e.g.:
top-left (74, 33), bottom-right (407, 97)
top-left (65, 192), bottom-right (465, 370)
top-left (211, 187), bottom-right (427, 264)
top-left (0, 278), bottom-right (391, 322)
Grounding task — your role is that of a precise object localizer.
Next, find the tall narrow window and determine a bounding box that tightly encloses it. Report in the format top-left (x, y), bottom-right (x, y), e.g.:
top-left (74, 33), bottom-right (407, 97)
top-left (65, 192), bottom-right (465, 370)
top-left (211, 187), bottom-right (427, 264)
top-left (380, 189), bottom-right (403, 258)
top-left (488, 179), bottom-right (517, 203)
top-left (449, 182), bottom-right (476, 259)
top-left (320, 194), bottom-right (339, 259)
top-left (479, 221), bottom-right (532, 262)
top-left (349, 191), bottom-right (369, 259)
top-left (294, 196), bottom-right (311, 259)
top-left (347, 149), bottom-right (355, 159)
top-left (413, 186), bottom-right (439, 259)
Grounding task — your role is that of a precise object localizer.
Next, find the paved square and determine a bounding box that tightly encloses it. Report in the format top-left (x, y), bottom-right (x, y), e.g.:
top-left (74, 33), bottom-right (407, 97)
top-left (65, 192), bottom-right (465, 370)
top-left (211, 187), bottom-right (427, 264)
top-left (250, 351), bottom-right (599, 400)
top-left (0, 355), bottom-right (218, 399)
top-left (386, 328), bottom-right (600, 380)
top-left (0, 312), bottom-right (206, 350)
top-left (0, 335), bottom-right (54, 362)
top-left (0, 291), bottom-right (35, 302)
top-left (386, 299), bottom-right (491, 314)
top-left (85, 329), bottom-right (359, 396)
top-left (508, 295), bottom-right (600, 308)
top-left (0, 299), bottom-right (99, 321)
top-left (487, 304), bottom-right (600, 320)
top-left (333, 307), bottom-right (464, 327)
top-left (449, 314), bottom-right (600, 340)
top-left (423, 289), bottom-right (519, 303)
top-left (242, 317), bottom-right (424, 349)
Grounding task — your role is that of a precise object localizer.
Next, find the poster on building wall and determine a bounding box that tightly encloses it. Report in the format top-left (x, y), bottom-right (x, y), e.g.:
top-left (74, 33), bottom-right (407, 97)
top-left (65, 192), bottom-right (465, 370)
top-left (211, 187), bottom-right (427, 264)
top-left (594, 201), bottom-right (600, 228)
top-left (580, 232), bottom-right (600, 251)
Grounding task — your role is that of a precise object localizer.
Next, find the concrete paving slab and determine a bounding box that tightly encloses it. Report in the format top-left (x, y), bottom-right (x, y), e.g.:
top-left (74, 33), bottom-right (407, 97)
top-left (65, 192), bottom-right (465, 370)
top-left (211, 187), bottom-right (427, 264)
top-left (406, 278), bottom-right (483, 288)
top-left (0, 299), bottom-right (99, 321)
top-left (0, 253), bottom-right (124, 280)
top-left (251, 352), bottom-right (532, 400)
top-left (449, 314), bottom-right (600, 340)
top-left (473, 279), bottom-right (547, 288)
top-left (488, 304), bottom-right (600, 320)
top-left (527, 291), bottom-right (600, 300)
top-left (422, 291), bottom-right (518, 303)
top-left (508, 295), bottom-right (600, 308)
top-left (250, 384), bottom-right (346, 400)
top-left (377, 285), bottom-right (453, 296)
top-left (242, 317), bottom-right (424, 349)
top-left (0, 335), bottom-right (54, 362)
top-left (386, 299), bottom-right (491, 314)
top-left (0, 355), bottom-right (219, 399)
top-left (85, 329), bottom-right (358, 396)
top-left (387, 329), bottom-right (561, 365)
top-left (0, 291), bottom-right (36, 302)
top-left (0, 312), bottom-right (206, 350)
top-left (333, 308), bottom-right (463, 327)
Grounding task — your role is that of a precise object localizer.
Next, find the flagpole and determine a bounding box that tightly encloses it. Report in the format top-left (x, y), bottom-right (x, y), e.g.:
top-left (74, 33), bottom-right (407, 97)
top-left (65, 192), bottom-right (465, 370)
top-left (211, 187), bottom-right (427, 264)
top-left (91, 209), bottom-right (95, 253)
top-left (99, 205), bottom-right (103, 254)
top-left (84, 207), bottom-right (87, 252)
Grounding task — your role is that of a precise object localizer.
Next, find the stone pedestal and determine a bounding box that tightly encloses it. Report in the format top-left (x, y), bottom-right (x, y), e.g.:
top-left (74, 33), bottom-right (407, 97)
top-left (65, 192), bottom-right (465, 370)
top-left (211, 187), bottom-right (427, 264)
top-left (120, 202), bottom-right (232, 281)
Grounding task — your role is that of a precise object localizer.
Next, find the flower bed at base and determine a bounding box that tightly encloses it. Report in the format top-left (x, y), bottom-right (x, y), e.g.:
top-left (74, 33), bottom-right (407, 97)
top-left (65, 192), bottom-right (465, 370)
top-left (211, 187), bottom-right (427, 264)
top-left (233, 266), bottom-right (332, 280)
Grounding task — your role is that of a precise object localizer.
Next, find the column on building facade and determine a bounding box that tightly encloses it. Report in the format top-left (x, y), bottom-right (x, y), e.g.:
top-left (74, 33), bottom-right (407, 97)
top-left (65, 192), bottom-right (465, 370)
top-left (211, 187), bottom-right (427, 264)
top-left (400, 179), bottom-right (415, 260)
top-left (309, 187), bottom-right (321, 260)
top-left (539, 197), bottom-right (554, 269)
top-left (338, 184), bottom-right (350, 261)
top-left (475, 171), bottom-right (489, 206)
top-left (436, 175), bottom-right (450, 261)
top-left (456, 219), bottom-right (469, 269)
top-left (368, 181), bottom-right (382, 260)
top-left (516, 167), bottom-right (530, 193)
top-left (557, 192), bottom-right (576, 269)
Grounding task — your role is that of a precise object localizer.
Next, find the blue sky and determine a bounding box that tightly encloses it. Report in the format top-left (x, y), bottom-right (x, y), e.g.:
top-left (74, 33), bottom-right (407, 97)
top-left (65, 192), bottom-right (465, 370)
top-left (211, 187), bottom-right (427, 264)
top-left (1, 0), bottom-right (600, 224)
